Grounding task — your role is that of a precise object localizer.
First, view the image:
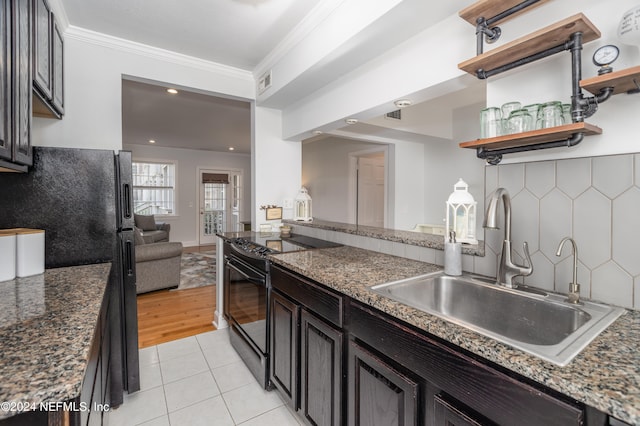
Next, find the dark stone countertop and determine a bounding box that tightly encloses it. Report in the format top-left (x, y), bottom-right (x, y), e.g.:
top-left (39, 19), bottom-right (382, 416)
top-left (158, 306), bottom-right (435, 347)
top-left (283, 218), bottom-right (485, 256)
top-left (0, 263), bottom-right (111, 419)
top-left (268, 246), bottom-right (640, 425)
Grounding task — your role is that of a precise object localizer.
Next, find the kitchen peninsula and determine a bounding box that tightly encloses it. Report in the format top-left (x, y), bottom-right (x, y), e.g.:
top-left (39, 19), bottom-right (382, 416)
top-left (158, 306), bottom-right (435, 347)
top-left (268, 245), bottom-right (639, 425)
top-left (0, 263), bottom-right (112, 425)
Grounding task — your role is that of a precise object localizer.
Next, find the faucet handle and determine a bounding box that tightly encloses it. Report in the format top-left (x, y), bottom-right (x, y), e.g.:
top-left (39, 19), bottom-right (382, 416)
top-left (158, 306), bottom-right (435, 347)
top-left (520, 241), bottom-right (533, 276)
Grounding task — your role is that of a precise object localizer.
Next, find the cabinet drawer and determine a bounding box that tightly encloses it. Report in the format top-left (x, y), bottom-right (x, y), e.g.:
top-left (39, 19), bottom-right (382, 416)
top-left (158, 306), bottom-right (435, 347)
top-left (347, 301), bottom-right (584, 426)
top-left (271, 266), bottom-right (343, 327)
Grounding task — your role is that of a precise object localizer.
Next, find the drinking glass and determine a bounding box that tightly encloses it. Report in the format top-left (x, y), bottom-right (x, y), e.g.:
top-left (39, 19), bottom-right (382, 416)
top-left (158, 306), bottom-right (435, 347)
top-left (562, 104), bottom-right (572, 124)
top-left (506, 109), bottom-right (533, 134)
top-left (501, 102), bottom-right (522, 119)
top-left (522, 103), bottom-right (541, 128)
top-left (480, 107), bottom-right (502, 138)
top-left (536, 101), bottom-right (564, 129)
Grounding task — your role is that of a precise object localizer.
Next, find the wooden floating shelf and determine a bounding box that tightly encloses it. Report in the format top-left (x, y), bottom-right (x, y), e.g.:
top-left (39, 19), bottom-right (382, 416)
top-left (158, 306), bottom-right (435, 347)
top-left (580, 65), bottom-right (640, 96)
top-left (458, 13), bottom-right (601, 76)
top-left (459, 0), bottom-right (552, 26)
top-left (459, 122), bottom-right (602, 151)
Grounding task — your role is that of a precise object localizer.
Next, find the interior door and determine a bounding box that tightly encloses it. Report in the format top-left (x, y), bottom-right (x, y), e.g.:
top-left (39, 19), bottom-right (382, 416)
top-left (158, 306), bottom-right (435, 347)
top-left (357, 155), bottom-right (385, 227)
top-left (199, 170), bottom-right (241, 244)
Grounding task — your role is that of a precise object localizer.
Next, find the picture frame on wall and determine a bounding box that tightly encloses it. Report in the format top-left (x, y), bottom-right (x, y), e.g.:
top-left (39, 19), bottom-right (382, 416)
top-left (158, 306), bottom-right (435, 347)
top-left (265, 207), bottom-right (283, 220)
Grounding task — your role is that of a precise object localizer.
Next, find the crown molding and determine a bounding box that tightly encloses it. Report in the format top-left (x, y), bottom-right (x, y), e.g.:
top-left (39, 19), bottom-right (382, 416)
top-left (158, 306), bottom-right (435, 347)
top-left (65, 26), bottom-right (255, 82)
top-left (253, 0), bottom-right (346, 78)
top-left (46, 0), bottom-right (70, 31)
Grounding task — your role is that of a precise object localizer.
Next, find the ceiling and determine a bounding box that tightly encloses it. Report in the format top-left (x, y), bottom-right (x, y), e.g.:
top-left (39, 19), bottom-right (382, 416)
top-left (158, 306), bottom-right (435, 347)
top-left (60, 0), bottom-right (322, 71)
top-left (121, 79), bottom-right (252, 154)
top-left (60, 0), bottom-right (486, 152)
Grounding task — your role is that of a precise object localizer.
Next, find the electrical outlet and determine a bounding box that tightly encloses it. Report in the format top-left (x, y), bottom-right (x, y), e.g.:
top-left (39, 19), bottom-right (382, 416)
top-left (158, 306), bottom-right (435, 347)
top-left (283, 198), bottom-right (293, 209)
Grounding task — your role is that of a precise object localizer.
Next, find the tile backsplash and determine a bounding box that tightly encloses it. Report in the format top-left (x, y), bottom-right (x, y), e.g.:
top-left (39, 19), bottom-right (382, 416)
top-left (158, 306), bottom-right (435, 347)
top-left (484, 153), bottom-right (640, 310)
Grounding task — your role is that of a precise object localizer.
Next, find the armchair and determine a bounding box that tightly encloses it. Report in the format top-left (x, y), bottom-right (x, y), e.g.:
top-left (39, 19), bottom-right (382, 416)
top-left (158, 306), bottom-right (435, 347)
top-left (134, 227), bottom-right (183, 294)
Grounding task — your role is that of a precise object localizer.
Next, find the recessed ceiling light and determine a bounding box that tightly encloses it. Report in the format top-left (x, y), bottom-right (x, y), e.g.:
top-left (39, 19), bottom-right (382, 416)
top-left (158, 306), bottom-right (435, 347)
top-left (166, 88), bottom-right (178, 94)
top-left (394, 99), bottom-right (412, 108)
top-left (345, 118), bottom-right (358, 125)
top-left (228, 147), bottom-right (235, 151)
top-left (312, 130), bottom-right (323, 135)
top-left (148, 139), bottom-right (156, 144)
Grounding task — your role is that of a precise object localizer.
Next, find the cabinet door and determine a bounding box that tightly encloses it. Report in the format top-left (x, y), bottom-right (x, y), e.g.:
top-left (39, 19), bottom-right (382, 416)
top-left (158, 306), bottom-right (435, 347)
top-left (12, 0), bottom-right (32, 166)
top-left (32, 0), bottom-right (52, 99)
top-left (270, 290), bottom-right (299, 409)
top-left (433, 394), bottom-right (493, 426)
top-left (0, 0), bottom-right (11, 161)
top-left (300, 309), bottom-right (343, 426)
top-left (51, 19), bottom-right (63, 114)
top-left (348, 341), bottom-right (419, 426)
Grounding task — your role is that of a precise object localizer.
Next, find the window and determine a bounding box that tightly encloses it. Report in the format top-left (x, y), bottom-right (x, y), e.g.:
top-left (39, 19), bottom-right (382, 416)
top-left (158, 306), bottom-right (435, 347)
top-left (132, 161), bottom-right (176, 215)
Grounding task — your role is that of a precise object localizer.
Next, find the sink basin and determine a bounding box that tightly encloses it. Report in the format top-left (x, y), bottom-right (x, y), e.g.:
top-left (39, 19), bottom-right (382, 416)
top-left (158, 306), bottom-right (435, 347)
top-left (370, 272), bottom-right (624, 366)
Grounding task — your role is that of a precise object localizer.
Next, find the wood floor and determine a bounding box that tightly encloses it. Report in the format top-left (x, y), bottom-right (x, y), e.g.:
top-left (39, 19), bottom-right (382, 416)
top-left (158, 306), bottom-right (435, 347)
top-left (136, 245), bottom-right (217, 348)
top-left (137, 285), bottom-right (216, 348)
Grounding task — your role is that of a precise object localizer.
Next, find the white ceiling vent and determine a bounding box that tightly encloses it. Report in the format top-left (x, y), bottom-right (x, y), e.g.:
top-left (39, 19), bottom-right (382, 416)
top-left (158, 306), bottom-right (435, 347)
top-left (257, 70), bottom-right (272, 95)
top-left (385, 109), bottom-right (402, 121)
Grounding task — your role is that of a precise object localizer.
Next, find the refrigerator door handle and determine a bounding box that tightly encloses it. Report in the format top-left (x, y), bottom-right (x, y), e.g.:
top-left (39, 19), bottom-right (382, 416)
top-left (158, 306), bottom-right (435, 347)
top-left (122, 183), bottom-right (132, 220)
top-left (125, 239), bottom-right (134, 277)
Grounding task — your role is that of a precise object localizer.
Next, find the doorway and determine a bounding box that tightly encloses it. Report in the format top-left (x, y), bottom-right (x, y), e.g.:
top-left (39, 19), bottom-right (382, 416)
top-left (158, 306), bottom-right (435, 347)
top-left (348, 147), bottom-right (388, 227)
top-left (198, 169), bottom-right (242, 245)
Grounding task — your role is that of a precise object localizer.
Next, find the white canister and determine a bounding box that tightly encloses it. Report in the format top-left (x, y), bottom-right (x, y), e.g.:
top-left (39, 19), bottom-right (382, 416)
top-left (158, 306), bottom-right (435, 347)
top-left (15, 228), bottom-right (45, 277)
top-left (0, 230), bottom-right (17, 281)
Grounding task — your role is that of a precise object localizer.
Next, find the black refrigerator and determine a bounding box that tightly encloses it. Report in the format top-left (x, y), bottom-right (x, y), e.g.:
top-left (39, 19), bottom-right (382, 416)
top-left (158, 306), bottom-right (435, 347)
top-left (0, 146), bottom-right (140, 405)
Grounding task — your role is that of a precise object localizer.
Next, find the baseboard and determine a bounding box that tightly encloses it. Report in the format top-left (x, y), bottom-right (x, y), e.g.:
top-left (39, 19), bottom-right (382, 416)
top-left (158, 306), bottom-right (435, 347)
top-left (182, 240), bottom-right (199, 247)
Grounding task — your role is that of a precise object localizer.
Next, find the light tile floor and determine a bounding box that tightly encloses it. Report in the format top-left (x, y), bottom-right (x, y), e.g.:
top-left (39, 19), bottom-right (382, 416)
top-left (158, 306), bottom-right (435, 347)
top-left (109, 329), bottom-right (302, 426)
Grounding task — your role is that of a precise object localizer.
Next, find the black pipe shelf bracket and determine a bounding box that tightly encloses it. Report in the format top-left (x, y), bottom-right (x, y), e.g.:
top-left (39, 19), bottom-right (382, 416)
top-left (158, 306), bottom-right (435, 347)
top-left (475, 0), bottom-right (543, 55)
top-left (458, 7), bottom-right (610, 164)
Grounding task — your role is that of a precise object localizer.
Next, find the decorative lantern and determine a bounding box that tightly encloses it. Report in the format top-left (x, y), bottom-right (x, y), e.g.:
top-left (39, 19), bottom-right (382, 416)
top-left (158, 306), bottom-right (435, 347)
top-left (294, 187), bottom-right (313, 221)
top-left (446, 179), bottom-right (478, 244)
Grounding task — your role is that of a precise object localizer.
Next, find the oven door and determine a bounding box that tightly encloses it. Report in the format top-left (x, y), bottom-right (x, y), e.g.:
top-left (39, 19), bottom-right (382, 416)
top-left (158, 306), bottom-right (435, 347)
top-left (224, 256), bottom-right (268, 354)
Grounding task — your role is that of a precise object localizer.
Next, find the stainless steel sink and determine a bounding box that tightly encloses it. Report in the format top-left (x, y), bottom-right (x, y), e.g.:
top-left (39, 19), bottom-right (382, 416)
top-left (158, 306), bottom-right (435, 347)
top-left (370, 271), bottom-right (624, 366)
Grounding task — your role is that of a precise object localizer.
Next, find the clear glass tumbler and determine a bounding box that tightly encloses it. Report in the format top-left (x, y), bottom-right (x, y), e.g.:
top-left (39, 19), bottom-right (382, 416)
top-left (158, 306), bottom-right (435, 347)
top-left (480, 107), bottom-right (502, 138)
top-left (501, 102), bottom-right (522, 119)
top-left (506, 109), bottom-right (533, 134)
top-left (537, 101), bottom-right (564, 129)
top-left (562, 103), bottom-right (572, 124)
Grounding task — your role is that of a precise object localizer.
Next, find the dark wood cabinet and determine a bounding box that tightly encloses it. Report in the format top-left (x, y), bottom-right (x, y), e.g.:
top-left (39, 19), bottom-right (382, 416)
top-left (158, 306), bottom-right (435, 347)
top-left (300, 309), bottom-right (343, 426)
top-left (32, 0), bottom-right (63, 118)
top-left (270, 290), bottom-right (299, 409)
top-left (13, 0), bottom-right (32, 167)
top-left (0, 0), bottom-right (11, 163)
top-left (0, 0), bottom-right (32, 172)
top-left (32, 0), bottom-right (51, 99)
top-left (51, 19), bottom-right (63, 114)
top-left (270, 266), bottom-right (345, 425)
top-left (348, 340), bottom-right (418, 426)
top-left (433, 394), bottom-right (492, 426)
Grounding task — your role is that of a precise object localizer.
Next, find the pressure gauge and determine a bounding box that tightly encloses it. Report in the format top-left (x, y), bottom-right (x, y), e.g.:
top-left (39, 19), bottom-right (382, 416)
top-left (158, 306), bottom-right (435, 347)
top-left (593, 44), bottom-right (620, 74)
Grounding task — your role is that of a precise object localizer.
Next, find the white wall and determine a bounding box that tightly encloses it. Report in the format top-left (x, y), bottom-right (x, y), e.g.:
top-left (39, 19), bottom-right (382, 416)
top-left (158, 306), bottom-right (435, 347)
top-left (423, 102), bottom-right (486, 238)
top-left (253, 107), bottom-right (301, 230)
top-left (124, 143), bottom-right (251, 246)
top-left (32, 30), bottom-right (255, 151)
top-left (302, 137), bottom-right (387, 223)
top-left (486, 0), bottom-right (640, 163)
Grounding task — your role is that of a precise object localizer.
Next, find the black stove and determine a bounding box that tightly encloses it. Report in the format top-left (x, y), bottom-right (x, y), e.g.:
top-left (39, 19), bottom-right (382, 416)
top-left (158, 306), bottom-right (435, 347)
top-left (229, 234), bottom-right (342, 258)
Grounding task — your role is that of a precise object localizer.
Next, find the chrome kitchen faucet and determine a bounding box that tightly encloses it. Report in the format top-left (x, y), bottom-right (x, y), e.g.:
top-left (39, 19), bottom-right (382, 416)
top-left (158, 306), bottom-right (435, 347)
top-left (483, 188), bottom-right (533, 288)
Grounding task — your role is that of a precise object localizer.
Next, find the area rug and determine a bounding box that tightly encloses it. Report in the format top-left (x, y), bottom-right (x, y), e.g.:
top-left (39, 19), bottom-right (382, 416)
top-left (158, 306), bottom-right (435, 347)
top-left (176, 250), bottom-right (216, 290)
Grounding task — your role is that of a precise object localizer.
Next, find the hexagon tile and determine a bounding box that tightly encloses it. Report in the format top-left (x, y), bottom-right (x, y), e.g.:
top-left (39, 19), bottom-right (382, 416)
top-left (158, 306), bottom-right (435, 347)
top-left (484, 152), bottom-right (640, 311)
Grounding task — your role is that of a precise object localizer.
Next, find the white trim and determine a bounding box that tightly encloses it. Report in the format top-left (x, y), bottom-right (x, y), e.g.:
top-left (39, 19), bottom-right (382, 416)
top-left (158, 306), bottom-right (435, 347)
top-left (214, 236), bottom-right (228, 329)
top-left (47, 0), bottom-right (70, 31)
top-left (65, 26), bottom-right (255, 82)
top-left (196, 167), bottom-right (244, 245)
top-left (253, 0), bottom-right (346, 78)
